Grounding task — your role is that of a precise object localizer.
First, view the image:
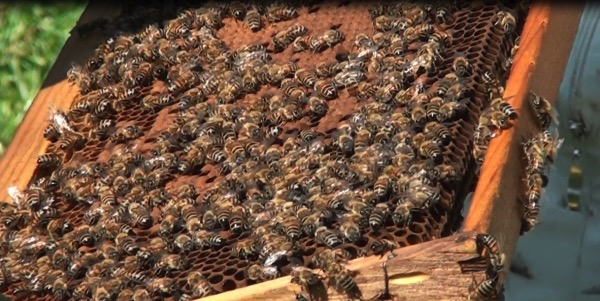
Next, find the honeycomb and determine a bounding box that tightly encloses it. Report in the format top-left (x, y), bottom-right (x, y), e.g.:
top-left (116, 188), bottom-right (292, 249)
top-left (0, 1), bottom-right (527, 300)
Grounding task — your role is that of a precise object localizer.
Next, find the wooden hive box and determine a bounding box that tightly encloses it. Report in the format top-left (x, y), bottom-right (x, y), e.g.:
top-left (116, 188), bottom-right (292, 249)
top-left (0, 1), bottom-right (583, 300)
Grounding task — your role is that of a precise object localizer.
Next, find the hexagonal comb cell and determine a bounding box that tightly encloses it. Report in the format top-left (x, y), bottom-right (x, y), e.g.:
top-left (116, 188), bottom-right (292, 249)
top-left (1, 1), bottom-right (527, 300)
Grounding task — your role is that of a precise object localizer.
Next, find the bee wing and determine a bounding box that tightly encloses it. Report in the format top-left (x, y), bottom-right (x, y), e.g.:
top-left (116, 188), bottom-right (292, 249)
top-left (49, 107), bottom-right (73, 134)
top-left (40, 196), bottom-right (56, 210)
top-left (555, 138), bottom-right (565, 151)
top-left (262, 265), bottom-right (279, 277)
top-left (264, 250), bottom-right (287, 267)
top-left (7, 186), bottom-right (23, 209)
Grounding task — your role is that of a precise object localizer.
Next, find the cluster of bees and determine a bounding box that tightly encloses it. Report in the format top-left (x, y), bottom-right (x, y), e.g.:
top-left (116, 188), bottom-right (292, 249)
top-left (472, 68), bottom-right (519, 174)
top-left (521, 91), bottom-right (561, 232)
top-left (0, 1), bottom-right (525, 301)
top-left (470, 233), bottom-right (506, 300)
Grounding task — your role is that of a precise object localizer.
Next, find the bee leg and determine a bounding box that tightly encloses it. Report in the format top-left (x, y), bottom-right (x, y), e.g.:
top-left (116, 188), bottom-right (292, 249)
top-left (368, 253), bottom-right (397, 301)
top-left (467, 275), bottom-right (479, 300)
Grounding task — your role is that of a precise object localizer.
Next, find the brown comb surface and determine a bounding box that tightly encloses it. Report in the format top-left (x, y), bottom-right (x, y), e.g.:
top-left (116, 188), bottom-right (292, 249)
top-left (1, 1), bottom-right (526, 300)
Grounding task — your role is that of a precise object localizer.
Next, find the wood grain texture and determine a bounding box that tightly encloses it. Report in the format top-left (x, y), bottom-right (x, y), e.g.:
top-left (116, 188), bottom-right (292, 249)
top-left (0, 1), bottom-right (122, 201)
top-left (198, 232), bottom-right (486, 301)
top-left (464, 0), bottom-right (584, 282)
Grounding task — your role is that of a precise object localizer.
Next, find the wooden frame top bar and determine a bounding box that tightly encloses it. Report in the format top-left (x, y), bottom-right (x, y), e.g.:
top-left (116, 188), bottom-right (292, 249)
top-left (199, 232), bottom-right (482, 301)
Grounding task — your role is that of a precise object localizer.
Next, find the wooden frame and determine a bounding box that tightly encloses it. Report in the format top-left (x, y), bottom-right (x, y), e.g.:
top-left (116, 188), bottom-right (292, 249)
top-left (0, 1), bottom-right (584, 300)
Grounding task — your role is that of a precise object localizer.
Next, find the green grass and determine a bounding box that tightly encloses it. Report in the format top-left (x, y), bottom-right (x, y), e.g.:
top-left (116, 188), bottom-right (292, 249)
top-left (0, 3), bottom-right (85, 156)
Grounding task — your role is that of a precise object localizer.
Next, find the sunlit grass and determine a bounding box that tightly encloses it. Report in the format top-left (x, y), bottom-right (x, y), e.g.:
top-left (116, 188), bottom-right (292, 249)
top-left (0, 3), bottom-right (85, 156)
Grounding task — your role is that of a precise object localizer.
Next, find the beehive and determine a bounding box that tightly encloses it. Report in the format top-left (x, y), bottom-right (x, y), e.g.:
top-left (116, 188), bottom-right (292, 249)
top-left (0, 1), bottom-right (528, 300)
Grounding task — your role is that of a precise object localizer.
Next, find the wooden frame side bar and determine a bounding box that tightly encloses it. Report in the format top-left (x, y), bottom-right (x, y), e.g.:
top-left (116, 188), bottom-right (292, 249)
top-left (464, 0), bottom-right (584, 275)
top-left (0, 1), bottom-right (122, 201)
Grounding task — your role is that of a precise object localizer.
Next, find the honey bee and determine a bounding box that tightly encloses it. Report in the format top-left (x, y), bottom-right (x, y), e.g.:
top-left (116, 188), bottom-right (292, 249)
top-left (155, 253), bottom-right (187, 276)
top-left (147, 277), bottom-right (179, 297)
top-left (315, 61), bottom-right (339, 78)
top-left (373, 15), bottom-right (396, 32)
top-left (540, 129), bottom-right (563, 164)
top-left (303, 95), bottom-right (329, 121)
top-left (67, 252), bottom-right (100, 278)
top-left (322, 28), bottom-right (345, 48)
top-left (424, 121), bottom-right (451, 145)
top-left (472, 141), bottom-right (488, 170)
top-left (97, 241), bottom-right (120, 261)
top-left (523, 200), bottom-right (540, 231)
top-left (46, 217), bottom-right (73, 239)
top-left (232, 238), bottom-right (258, 259)
top-left (273, 24), bottom-right (308, 52)
top-left (528, 91), bottom-right (558, 129)
top-left (371, 239), bottom-right (398, 257)
top-left (128, 202), bottom-right (153, 229)
top-left (480, 110), bottom-right (510, 132)
top-left (315, 226), bottom-right (342, 247)
top-left (67, 64), bottom-right (95, 94)
top-left (245, 5), bottom-right (263, 32)
top-left (174, 233), bottom-right (195, 253)
top-left (21, 187), bottom-right (46, 209)
top-left (325, 262), bottom-right (361, 298)
top-left (353, 33), bottom-right (374, 50)
top-left (410, 104), bottom-right (427, 124)
top-left (94, 119), bottom-right (116, 139)
top-left (187, 271), bottom-right (214, 297)
top-left (290, 266), bottom-right (323, 288)
top-left (294, 68), bottom-right (318, 88)
top-left (59, 130), bottom-right (87, 151)
top-left (315, 79), bottom-right (338, 99)
top-left (429, 30), bottom-right (453, 48)
top-left (333, 70), bottom-right (367, 88)
top-left (43, 124), bottom-right (61, 143)
top-left (369, 203), bottom-right (390, 229)
top-left (281, 79), bottom-right (309, 101)
top-left (111, 125), bottom-right (142, 144)
top-left (193, 229), bottom-right (226, 248)
top-left (394, 183), bottom-right (440, 226)
top-left (51, 275), bottom-right (69, 300)
top-left (227, 1), bottom-right (247, 20)
top-left (469, 276), bottom-right (499, 300)
top-left (444, 81), bottom-right (468, 103)
top-left (115, 232), bottom-right (140, 255)
top-left (116, 288), bottom-right (135, 301)
top-left (495, 11), bottom-right (517, 33)
top-left (339, 213), bottom-right (363, 243)
top-left (133, 288), bottom-right (152, 301)
top-left (246, 264), bottom-right (279, 281)
top-left (490, 96), bottom-right (518, 120)
top-left (93, 285), bottom-right (114, 301)
top-left (333, 132), bottom-right (354, 154)
top-left (352, 81), bottom-right (373, 102)
top-left (266, 3), bottom-right (299, 23)
top-left (435, 4), bottom-right (453, 24)
top-left (505, 36), bottom-right (520, 71)
top-left (51, 248), bottom-right (71, 270)
top-left (476, 233), bottom-right (505, 275)
top-left (452, 55), bottom-right (472, 77)
top-left (426, 96), bottom-right (443, 121)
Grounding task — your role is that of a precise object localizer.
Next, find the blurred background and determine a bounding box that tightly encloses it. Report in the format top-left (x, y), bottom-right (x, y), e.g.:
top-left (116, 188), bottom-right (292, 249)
top-left (0, 2), bottom-right (84, 156)
top-left (0, 2), bottom-right (599, 301)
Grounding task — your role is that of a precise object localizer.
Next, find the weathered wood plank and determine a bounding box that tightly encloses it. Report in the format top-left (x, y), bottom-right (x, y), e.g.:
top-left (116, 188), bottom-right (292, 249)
top-left (198, 232), bottom-right (485, 301)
